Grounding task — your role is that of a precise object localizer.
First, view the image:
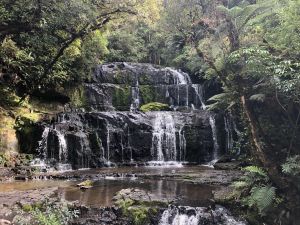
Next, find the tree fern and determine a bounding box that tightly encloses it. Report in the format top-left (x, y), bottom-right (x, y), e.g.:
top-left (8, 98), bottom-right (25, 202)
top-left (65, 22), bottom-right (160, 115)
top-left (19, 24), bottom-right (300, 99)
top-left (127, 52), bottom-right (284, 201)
top-left (246, 185), bottom-right (276, 215)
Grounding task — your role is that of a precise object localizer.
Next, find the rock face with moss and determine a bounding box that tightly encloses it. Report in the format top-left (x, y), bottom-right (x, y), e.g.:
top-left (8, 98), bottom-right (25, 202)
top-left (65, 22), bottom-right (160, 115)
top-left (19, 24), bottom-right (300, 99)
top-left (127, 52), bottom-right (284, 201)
top-left (21, 62), bottom-right (228, 169)
top-left (83, 62), bottom-right (205, 111)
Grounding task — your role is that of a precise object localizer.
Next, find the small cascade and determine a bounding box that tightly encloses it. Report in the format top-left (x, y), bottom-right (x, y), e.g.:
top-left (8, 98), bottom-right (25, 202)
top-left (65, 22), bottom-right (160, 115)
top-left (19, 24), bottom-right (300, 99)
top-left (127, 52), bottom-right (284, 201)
top-left (37, 127), bottom-right (50, 158)
top-left (224, 113), bottom-right (242, 155)
top-left (224, 115), bottom-right (234, 153)
top-left (191, 83), bottom-right (220, 163)
top-left (55, 130), bottom-right (67, 162)
top-left (106, 125), bottom-right (111, 163)
top-left (192, 84), bottom-right (206, 110)
top-left (159, 206), bottom-right (247, 225)
top-left (179, 126), bottom-right (186, 162)
top-left (167, 68), bottom-right (191, 85)
top-left (151, 112), bottom-right (177, 162)
top-left (130, 79), bottom-right (140, 112)
top-left (209, 115), bottom-right (220, 161)
top-left (95, 132), bottom-right (105, 160)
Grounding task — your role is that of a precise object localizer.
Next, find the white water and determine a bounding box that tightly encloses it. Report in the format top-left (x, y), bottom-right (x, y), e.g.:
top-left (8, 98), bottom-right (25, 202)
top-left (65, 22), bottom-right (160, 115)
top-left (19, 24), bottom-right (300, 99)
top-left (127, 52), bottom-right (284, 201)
top-left (55, 130), bottom-right (67, 162)
top-left (151, 112), bottom-right (178, 161)
top-left (191, 84), bottom-right (220, 163)
top-left (106, 126), bottom-right (111, 163)
top-left (209, 115), bottom-right (220, 162)
top-left (37, 127), bottom-right (50, 158)
top-left (192, 84), bottom-right (206, 110)
top-left (179, 126), bottom-right (186, 162)
top-left (224, 115), bottom-right (234, 153)
top-left (159, 206), bottom-right (247, 225)
top-left (167, 68), bottom-right (191, 85)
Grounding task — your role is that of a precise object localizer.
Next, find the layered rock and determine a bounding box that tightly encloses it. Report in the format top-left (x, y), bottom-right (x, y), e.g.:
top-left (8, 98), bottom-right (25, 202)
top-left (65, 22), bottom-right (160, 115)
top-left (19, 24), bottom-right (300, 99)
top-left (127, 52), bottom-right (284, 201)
top-left (26, 62), bottom-right (228, 169)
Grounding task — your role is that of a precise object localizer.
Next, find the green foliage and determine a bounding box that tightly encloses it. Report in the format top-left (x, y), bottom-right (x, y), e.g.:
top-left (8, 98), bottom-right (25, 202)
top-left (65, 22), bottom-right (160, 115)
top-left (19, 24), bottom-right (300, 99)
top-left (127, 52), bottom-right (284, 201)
top-left (0, 0), bottom-right (135, 95)
top-left (116, 199), bottom-right (152, 225)
top-left (107, 29), bottom-right (148, 63)
top-left (232, 166), bottom-right (278, 216)
top-left (244, 185), bottom-right (276, 215)
top-left (15, 201), bottom-right (79, 225)
top-left (282, 155), bottom-right (300, 176)
top-left (206, 92), bottom-right (238, 111)
top-left (243, 166), bottom-right (267, 177)
top-left (140, 102), bottom-right (170, 112)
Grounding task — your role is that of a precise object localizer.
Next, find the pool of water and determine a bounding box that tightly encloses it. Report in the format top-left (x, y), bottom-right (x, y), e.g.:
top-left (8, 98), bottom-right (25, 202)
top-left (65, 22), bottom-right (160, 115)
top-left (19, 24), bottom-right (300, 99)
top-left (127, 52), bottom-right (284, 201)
top-left (58, 178), bottom-right (216, 207)
top-left (0, 167), bottom-right (217, 207)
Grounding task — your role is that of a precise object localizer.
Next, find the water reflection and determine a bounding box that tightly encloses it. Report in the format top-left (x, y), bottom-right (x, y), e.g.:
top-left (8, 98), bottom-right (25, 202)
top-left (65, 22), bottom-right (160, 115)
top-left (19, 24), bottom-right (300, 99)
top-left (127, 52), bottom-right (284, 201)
top-left (58, 179), bottom-right (215, 207)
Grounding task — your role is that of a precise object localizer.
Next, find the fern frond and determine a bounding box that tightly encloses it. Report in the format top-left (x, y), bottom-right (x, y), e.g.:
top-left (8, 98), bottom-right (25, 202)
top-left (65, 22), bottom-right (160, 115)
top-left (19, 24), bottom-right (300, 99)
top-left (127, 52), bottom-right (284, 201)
top-left (248, 185), bottom-right (276, 215)
top-left (282, 155), bottom-right (300, 176)
top-left (243, 166), bottom-right (267, 177)
top-left (232, 181), bottom-right (249, 189)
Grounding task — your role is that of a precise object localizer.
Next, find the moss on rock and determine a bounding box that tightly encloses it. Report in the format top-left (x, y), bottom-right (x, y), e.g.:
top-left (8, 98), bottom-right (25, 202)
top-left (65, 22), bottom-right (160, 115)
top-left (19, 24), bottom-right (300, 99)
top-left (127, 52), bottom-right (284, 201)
top-left (140, 102), bottom-right (170, 112)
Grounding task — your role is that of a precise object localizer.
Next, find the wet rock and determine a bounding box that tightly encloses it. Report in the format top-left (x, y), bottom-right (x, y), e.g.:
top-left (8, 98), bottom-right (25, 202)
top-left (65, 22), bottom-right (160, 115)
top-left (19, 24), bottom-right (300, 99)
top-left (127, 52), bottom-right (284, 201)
top-left (113, 188), bottom-right (173, 205)
top-left (71, 206), bottom-right (130, 225)
top-left (212, 186), bottom-right (235, 204)
top-left (214, 162), bottom-right (242, 170)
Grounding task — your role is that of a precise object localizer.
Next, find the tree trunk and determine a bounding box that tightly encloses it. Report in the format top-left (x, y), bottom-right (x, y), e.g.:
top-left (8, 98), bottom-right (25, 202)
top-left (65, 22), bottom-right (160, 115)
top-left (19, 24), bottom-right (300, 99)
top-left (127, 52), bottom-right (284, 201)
top-left (240, 95), bottom-right (285, 186)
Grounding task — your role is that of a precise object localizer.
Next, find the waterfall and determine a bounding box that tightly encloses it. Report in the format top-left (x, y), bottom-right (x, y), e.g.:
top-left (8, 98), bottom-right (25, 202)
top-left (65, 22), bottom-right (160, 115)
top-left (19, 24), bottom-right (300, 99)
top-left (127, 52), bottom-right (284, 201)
top-left (106, 126), bottom-right (111, 163)
top-left (224, 115), bottom-right (234, 153)
top-left (167, 68), bottom-right (191, 85)
top-left (192, 84), bottom-right (206, 110)
top-left (151, 112), bottom-right (178, 162)
top-left (37, 127), bottom-right (50, 158)
top-left (209, 115), bottom-right (219, 161)
top-left (159, 206), bottom-right (247, 225)
top-left (55, 130), bottom-right (67, 162)
top-left (167, 68), bottom-right (191, 108)
top-left (130, 79), bottom-right (140, 112)
top-left (179, 126), bottom-right (186, 161)
top-left (191, 84), bottom-right (220, 162)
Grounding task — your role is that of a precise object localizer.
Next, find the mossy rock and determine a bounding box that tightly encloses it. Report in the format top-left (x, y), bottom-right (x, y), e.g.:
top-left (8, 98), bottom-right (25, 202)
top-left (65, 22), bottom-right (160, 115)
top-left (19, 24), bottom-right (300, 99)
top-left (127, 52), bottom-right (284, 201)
top-left (140, 102), bottom-right (170, 113)
top-left (77, 179), bottom-right (94, 189)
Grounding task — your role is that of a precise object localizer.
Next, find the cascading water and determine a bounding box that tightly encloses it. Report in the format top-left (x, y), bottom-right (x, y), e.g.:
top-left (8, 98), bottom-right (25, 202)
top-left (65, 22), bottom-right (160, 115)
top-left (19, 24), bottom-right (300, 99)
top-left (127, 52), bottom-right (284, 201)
top-left (191, 83), bottom-right (220, 162)
top-left (224, 115), bottom-right (234, 153)
top-left (55, 130), bottom-right (67, 162)
top-left (159, 206), bottom-right (247, 225)
top-left (37, 127), bottom-right (50, 158)
top-left (151, 112), bottom-right (177, 162)
top-left (209, 115), bottom-right (220, 161)
top-left (33, 63), bottom-right (223, 168)
top-left (178, 126), bottom-right (186, 162)
top-left (224, 113), bottom-right (242, 155)
top-left (192, 84), bottom-right (206, 110)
